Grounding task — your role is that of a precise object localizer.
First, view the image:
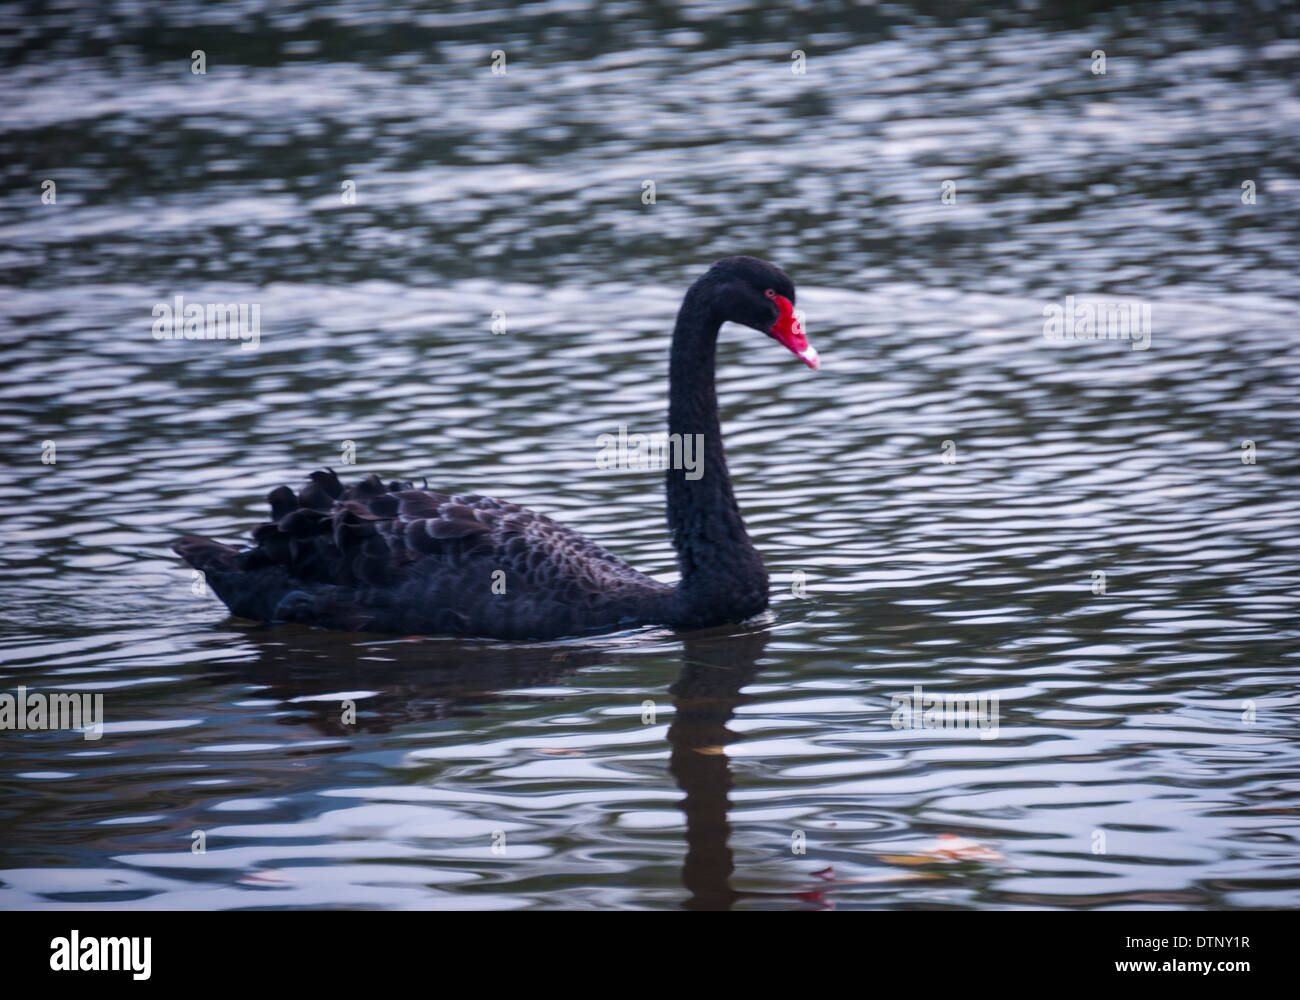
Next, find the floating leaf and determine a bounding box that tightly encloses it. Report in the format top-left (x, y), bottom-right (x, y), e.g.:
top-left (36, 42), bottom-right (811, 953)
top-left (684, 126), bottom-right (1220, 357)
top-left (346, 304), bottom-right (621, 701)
top-left (879, 833), bottom-right (1003, 865)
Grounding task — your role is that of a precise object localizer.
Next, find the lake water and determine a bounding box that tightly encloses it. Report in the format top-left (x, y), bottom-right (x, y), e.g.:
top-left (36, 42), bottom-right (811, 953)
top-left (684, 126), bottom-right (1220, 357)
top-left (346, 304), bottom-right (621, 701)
top-left (2, 1), bottom-right (1299, 910)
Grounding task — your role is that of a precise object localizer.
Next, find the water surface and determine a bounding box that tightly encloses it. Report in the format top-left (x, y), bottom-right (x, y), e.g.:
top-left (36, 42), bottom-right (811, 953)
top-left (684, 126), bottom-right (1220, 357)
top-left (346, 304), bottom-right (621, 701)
top-left (1, 1), bottom-right (1299, 909)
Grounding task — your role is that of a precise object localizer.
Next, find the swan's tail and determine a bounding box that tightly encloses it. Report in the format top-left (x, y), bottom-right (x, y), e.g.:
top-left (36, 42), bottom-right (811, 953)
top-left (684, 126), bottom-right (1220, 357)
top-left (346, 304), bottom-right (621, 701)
top-left (173, 535), bottom-right (239, 575)
top-left (173, 469), bottom-right (438, 631)
top-left (174, 535), bottom-right (292, 623)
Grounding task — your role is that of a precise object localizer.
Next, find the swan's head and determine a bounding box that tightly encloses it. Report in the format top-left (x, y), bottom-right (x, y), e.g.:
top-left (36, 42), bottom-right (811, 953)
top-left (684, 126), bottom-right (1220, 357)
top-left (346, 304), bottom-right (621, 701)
top-left (707, 255), bottom-right (818, 370)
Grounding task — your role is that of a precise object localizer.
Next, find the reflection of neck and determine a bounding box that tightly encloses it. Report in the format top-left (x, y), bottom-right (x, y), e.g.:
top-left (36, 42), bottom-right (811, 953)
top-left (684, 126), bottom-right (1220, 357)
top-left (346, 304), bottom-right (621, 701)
top-left (667, 632), bottom-right (767, 911)
top-left (668, 699), bottom-right (739, 911)
top-left (665, 285), bottom-right (768, 628)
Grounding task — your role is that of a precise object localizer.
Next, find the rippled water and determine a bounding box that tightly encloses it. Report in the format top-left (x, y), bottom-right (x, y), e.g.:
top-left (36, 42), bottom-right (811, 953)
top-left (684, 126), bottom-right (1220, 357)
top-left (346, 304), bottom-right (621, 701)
top-left (2, 1), bottom-right (1299, 910)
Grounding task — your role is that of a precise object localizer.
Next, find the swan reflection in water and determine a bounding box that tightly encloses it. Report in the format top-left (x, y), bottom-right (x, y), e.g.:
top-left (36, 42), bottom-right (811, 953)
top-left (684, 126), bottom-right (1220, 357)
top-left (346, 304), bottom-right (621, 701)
top-left (667, 628), bottom-right (768, 911)
top-left (193, 623), bottom-right (770, 910)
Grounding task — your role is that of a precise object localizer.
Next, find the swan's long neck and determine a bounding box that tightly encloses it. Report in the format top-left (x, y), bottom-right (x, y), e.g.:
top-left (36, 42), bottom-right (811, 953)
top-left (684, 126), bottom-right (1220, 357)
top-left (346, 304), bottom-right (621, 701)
top-left (665, 283), bottom-right (769, 628)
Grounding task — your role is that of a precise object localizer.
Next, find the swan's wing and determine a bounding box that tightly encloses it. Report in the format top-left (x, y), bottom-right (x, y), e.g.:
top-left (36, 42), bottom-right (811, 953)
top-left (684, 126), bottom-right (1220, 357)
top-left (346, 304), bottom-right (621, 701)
top-left (176, 469), bottom-right (666, 635)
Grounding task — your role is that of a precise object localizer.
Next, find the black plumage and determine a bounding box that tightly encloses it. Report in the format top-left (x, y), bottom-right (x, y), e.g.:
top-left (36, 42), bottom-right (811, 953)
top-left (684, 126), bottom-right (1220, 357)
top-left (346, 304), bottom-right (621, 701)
top-left (174, 256), bottom-right (814, 640)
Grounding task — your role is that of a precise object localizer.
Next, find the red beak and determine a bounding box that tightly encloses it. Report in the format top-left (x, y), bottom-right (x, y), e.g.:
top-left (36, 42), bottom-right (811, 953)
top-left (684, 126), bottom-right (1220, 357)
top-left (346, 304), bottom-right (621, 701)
top-left (770, 294), bottom-right (819, 370)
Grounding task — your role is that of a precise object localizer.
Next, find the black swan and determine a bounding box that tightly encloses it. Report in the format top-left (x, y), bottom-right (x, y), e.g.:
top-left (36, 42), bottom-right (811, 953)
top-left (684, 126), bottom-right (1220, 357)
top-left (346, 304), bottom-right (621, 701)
top-left (174, 256), bottom-right (818, 640)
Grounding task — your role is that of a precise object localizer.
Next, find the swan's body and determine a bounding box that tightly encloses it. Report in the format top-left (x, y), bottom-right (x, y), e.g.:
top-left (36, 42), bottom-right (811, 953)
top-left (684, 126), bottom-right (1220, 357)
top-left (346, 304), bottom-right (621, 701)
top-left (176, 473), bottom-right (677, 639)
top-left (175, 256), bottom-right (817, 640)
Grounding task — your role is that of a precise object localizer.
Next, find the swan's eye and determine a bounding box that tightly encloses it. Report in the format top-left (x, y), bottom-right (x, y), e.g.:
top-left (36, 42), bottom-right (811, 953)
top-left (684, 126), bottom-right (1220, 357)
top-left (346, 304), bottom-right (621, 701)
top-left (764, 288), bottom-right (776, 299)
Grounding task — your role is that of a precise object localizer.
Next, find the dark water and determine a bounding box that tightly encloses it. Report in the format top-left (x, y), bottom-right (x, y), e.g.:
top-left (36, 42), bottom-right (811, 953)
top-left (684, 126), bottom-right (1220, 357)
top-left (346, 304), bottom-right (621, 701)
top-left (2, 1), bottom-right (1299, 909)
